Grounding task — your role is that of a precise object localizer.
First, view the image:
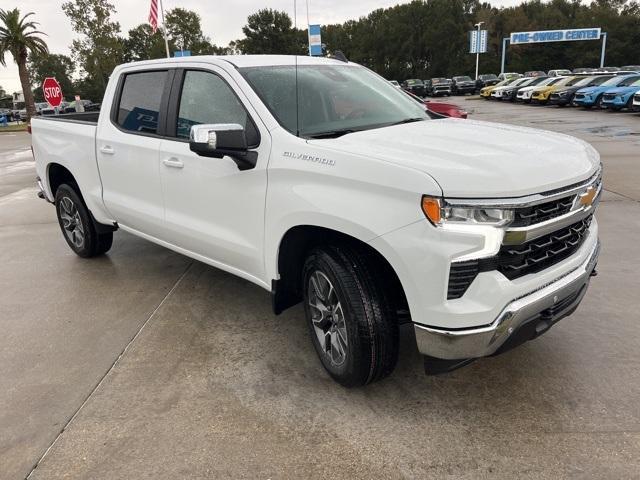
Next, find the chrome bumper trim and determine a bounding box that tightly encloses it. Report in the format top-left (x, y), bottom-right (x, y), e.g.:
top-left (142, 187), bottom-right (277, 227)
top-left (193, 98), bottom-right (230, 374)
top-left (414, 240), bottom-right (600, 360)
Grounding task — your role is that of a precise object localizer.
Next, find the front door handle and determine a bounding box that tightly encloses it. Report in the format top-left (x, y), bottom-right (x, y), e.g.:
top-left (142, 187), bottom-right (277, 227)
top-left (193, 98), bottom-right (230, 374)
top-left (162, 157), bottom-right (184, 169)
top-left (100, 146), bottom-right (115, 155)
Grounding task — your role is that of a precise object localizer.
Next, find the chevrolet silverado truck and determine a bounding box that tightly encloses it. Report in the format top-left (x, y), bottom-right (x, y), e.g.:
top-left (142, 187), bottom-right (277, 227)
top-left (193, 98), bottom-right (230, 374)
top-left (32, 55), bottom-right (602, 387)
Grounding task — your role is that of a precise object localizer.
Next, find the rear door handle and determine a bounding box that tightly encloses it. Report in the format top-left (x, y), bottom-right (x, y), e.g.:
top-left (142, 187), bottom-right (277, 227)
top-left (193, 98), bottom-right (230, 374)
top-left (100, 146), bottom-right (115, 155)
top-left (162, 157), bottom-right (184, 169)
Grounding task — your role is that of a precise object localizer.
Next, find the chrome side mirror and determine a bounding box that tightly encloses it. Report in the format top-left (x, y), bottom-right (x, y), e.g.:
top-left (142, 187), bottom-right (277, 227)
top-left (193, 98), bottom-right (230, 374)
top-left (189, 123), bottom-right (257, 170)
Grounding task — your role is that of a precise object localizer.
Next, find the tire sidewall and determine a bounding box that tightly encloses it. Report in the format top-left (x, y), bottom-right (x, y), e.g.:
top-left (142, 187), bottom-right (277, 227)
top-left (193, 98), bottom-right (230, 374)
top-left (302, 250), bottom-right (367, 385)
top-left (55, 184), bottom-right (96, 258)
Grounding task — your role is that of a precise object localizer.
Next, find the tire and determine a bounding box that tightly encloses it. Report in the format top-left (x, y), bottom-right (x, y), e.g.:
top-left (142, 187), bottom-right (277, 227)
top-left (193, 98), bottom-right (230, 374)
top-left (55, 183), bottom-right (113, 258)
top-left (302, 245), bottom-right (399, 387)
top-left (596, 95), bottom-right (605, 109)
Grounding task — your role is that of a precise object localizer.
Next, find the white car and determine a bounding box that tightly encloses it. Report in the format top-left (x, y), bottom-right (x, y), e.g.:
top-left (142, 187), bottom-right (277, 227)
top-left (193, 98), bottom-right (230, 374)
top-left (516, 76), bottom-right (566, 102)
top-left (548, 69), bottom-right (572, 77)
top-left (491, 77), bottom-right (535, 99)
top-left (31, 55), bottom-right (601, 385)
top-left (633, 91), bottom-right (640, 111)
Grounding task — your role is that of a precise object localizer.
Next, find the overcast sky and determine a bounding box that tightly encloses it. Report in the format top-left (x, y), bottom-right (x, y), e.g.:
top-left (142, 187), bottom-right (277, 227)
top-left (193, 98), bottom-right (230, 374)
top-left (1, 0), bottom-right (526, 94)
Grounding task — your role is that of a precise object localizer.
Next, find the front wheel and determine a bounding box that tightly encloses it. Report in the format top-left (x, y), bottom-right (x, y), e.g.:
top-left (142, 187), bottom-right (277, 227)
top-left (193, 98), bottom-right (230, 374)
top-left (55, 184), bottom-right (113, 258)
top-left (303, 245), bottom-right (399, 387)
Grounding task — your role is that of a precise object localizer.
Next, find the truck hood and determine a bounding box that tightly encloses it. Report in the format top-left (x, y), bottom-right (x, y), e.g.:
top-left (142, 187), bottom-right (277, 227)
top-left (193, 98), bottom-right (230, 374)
top-left (312, 119), bottom-right (599, 198)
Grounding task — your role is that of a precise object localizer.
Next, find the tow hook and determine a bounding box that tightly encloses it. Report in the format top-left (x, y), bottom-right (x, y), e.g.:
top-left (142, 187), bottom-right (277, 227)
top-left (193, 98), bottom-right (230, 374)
top-left (590, 268), bottom-right (598, 277)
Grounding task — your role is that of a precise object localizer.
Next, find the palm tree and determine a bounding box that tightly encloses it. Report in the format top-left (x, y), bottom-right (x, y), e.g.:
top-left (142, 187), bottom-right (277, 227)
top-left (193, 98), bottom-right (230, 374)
top-left (0, 8), bottom-right (48, 120)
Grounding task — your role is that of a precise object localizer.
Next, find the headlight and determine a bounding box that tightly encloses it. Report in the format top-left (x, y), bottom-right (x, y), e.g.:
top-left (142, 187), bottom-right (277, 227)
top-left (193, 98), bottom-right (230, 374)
top-left (421, 196), bottom-right (514, 227)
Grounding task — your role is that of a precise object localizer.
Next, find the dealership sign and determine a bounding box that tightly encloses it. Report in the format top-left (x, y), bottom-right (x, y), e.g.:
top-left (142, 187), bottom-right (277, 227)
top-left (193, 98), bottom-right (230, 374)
top-left (308, 24), bottom-right (322, 56)
top-left (510, 28), bottom-right (601, 45)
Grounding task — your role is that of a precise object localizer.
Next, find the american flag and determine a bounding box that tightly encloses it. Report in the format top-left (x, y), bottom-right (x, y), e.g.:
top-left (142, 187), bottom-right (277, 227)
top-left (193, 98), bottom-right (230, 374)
top-left (148, 0), bottom-right (158, 33)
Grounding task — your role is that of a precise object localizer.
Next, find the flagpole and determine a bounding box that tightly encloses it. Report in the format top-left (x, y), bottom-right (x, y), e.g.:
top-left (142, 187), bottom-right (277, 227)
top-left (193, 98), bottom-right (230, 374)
top-left (159, 0), bottom-right (170, 58)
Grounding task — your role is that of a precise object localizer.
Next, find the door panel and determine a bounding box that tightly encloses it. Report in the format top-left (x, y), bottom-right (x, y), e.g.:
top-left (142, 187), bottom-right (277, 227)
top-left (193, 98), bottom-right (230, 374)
top-left (96, 70), bottom-right (170, 237)
top-left (159, 68), bottom-right (270, 282)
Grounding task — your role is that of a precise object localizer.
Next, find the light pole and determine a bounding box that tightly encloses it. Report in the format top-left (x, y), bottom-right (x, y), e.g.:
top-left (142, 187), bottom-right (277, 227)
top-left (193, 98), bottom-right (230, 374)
top-left (474, 22), bottom-right (484, 80)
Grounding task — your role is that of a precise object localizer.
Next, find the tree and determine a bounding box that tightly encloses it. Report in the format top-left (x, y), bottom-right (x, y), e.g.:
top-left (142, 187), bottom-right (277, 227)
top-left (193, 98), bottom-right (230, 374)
top-left (28, 52), bottom-right (74, 102)
top-left (0, 8), bottom-right (48, 119)
top-left (123, 23), bottom-right (169, 62)
top-left (165, 8), bottom-right (218, 55)
top-left (234, 9), bottom-right (306, 55)
top-left (62, 0), bottom-right (124, 102)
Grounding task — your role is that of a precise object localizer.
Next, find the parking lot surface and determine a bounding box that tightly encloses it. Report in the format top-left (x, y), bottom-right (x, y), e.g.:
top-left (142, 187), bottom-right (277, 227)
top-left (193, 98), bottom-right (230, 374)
top-left (1, 102), bottom-right (639, 479)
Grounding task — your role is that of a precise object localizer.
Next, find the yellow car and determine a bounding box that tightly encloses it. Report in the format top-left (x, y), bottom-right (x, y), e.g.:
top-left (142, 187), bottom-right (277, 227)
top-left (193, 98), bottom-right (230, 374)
top-left (480, 77), bottom-right (521, 99)
top-left (530, 76), bottom-right (578, 104)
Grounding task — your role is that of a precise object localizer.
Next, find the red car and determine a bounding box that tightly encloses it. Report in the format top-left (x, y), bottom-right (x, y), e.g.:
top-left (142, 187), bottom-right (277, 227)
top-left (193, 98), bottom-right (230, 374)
top-left (404, 90), bottom-right (468, 118)
top-left (424, 100), bottom-right (468, 119)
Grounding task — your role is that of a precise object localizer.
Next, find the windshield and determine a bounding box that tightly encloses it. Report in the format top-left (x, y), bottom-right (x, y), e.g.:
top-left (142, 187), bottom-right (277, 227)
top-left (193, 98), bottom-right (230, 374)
top-left (240, 65), bottom-right (429, 138)
top-left (454, 76), bottom-right (472, 82)
top-left (405, 79), bottom-right (423, 85)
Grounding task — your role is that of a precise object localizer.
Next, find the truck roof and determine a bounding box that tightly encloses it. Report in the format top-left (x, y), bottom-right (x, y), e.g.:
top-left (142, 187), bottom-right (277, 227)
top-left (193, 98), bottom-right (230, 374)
top-left (118, 55), bottom-right (351, 70)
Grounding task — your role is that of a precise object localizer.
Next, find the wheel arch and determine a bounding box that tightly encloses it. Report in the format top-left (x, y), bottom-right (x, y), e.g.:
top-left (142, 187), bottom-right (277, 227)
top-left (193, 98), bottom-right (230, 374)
top-left (271, 224), bottom-right (409, 321)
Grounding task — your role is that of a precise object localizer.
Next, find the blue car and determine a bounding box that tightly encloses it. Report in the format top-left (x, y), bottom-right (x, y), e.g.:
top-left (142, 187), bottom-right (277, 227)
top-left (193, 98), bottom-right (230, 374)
top-left (573, 74), bottom-right (640, 108)
top-left (601, 79), bottom-right (640, 110)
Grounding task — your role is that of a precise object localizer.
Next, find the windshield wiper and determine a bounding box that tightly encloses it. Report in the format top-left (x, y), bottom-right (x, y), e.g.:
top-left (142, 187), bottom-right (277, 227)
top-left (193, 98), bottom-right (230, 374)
top-left (306, 129), bottom-right (356, 139)
top-left (388, 117), bottom-right (426, 126)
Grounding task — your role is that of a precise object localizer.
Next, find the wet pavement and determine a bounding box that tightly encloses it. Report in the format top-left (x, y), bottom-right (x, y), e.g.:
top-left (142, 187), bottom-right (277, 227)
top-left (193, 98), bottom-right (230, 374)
top-left (1, 100), bottom-right (639, 479)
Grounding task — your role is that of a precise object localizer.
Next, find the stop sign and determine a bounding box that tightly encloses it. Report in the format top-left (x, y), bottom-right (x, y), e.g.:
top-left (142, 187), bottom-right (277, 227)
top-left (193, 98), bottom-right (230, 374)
top-left (42, 77), bottom-right (63, 108)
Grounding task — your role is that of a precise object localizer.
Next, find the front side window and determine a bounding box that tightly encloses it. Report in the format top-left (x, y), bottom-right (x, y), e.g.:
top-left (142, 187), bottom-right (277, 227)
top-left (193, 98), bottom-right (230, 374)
top-left (176, 70), bottom-right (257, 145)
top-left (116, 71), bottom-right (168, 134)
top-left (241, 65), bottom-right (429, 138)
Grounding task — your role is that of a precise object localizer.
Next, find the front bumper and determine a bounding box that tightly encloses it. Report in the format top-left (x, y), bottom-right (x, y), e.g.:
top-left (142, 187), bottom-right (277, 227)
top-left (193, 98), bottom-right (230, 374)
top-left (549, 95), bottom-right (572, 106)
top-left (414, 240), bottom-right (599, 360)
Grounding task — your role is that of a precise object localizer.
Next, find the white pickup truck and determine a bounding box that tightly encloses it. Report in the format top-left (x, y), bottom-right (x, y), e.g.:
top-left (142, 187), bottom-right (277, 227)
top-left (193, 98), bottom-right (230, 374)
top-left (32, 55), bottom-right (601, 386)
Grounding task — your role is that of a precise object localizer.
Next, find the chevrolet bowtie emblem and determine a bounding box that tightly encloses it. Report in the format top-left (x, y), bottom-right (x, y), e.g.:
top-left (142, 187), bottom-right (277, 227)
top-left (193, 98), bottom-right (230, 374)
top-left (579, 186), bottom-right (596, 207)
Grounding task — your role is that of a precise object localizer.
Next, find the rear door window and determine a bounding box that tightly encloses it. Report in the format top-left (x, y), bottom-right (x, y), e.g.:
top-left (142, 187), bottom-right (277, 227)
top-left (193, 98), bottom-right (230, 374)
top-left (116, 71), bottom-right (168, 134)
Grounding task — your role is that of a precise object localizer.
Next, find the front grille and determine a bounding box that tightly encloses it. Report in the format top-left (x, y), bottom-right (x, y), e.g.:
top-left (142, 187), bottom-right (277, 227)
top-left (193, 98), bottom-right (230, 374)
top-left (603, 93), bottom-right (615, 101)
top-left (574, 94), bottom-right (585, 100)
top-left (511, 195), bottom-right (575, 227)
top-left (634, 94), bottom-right (640, 102)
top-left (447, 215), bottom-right (592, 299)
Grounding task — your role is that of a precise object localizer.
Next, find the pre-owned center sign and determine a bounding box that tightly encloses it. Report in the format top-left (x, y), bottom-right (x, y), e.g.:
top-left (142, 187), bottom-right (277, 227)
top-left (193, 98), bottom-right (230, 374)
top-left (510, 28), bottom-right (601, 44)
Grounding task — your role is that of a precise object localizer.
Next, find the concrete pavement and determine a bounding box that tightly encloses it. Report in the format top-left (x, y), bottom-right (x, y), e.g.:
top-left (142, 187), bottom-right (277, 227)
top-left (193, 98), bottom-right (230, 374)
top-left (1, 102), bottom-right (639, 479)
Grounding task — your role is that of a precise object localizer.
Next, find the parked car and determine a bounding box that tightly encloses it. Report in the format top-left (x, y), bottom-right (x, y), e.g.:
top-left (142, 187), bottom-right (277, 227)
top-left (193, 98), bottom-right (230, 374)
top-left (401, 79), bottom-right (426, 97)
top-left (480, 77), bottom-right (521, 99)
top-left (600, 79), bottom-right (640, 110)
top-left (502, 76), bottom-right (549, 102)
top-left (498, 72), bottom-right (522, 81)
top-left (524, 71), bottom-right (546, 77)
top-left (548, 69), bottom-right (572, 77)
top-left (451, 76), bottom-right (476, 95)
top-left (549, 75), bottom-right (614, 107)
top-left (632, 91), bottom-right (640, 111)
top-left (573, 68), bottom-right (596, 74)
top-left (389, 80), bottom-right (401, 88)
top-left (516, 77), bottom-right (566, 103)
top-left (490, 77), bottom-right (536, 100)
top-left (30, 55), bottom-right (602, 385)
top-left (531, 76), bottom-right (582, 104)
top-left (475, 73), bottom-right (499, 90)
top-left (403, 90), bottom-right (468, 118)
top-left (424, 78), bottom-right (452, 96)
top-left (595, 66), bottom-right (620, 73)
top-left (573, 74), bottom-right (640, 108)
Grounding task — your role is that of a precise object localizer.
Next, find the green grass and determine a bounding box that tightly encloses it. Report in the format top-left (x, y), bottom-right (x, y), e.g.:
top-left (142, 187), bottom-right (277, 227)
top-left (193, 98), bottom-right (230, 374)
top-left (0, 123), bottom-right (28, 133)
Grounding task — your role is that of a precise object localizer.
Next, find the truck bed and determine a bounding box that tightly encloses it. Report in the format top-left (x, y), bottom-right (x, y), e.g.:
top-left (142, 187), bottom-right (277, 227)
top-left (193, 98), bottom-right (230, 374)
top-left (31, 112), bottom-right (107, 224)
top-left (35, 111), bottom-right (100, 124)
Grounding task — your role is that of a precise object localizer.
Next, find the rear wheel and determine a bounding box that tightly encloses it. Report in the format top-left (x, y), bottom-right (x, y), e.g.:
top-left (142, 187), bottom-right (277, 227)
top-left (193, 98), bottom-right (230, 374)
top-left (55, 184), bottom-right (113, 258)
top-left (302, 245), bottom-right (399, 387)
